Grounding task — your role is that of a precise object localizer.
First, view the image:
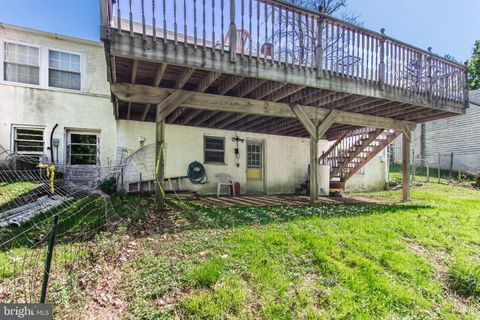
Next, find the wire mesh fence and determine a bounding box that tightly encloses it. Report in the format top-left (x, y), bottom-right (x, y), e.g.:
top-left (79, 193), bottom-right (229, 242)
top-left (0, 144), bottom-right (159, 303)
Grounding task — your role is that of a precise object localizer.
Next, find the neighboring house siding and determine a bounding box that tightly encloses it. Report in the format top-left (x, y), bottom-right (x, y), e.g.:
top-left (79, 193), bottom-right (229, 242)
top-left (391, 91), bottom-right (480, 174)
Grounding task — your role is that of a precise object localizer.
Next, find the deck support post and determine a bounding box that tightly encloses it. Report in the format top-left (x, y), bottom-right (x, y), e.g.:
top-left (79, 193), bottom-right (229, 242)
top-left (402, 129), bottom-right (411, 202)
top-left (155, 110), bottom-right (166, 212)
top-left (310, 137), bottom-right (319, 204)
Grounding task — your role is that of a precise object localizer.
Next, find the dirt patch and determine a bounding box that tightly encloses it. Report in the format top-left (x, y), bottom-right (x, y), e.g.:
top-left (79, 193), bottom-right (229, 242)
top-left (78, 237), bottom-right (139, 320)
top-left (403, 237), bottom-right (473, 315)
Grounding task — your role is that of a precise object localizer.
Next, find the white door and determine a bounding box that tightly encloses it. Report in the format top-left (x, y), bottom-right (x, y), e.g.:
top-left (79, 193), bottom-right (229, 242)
top-left (246, 140), bottom-right (265, 194)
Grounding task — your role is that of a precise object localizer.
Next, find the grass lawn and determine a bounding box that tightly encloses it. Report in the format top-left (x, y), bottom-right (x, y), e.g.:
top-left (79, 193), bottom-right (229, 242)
top-left (55, 183), bottom-right (479, 320)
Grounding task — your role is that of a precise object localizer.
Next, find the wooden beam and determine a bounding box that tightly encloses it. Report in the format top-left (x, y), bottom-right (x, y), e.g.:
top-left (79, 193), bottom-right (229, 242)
top-left (316, 110), bottom-right (340, 137)
top-left (131, 59), bottom-right (138, 83)
top-left (247, 82), bottom-right (285, 100)
top-left (209, 112), bottom-right (233, 126)
top-left (235, 79), bottom-right (267, 97)
top-left (154, 63), bottom-right (167, 86)
top-left (182, 109), bottom-right (203, 124)
top-left (174, 68), bottom-right (195, 89)
top-left (109, 35), bottom-right (466, 115)
top-left (156, 90), bottom-right (194, 120)
top-left (217, 75), bottom-right (244, 94)
top-left (265, 85), bottom-right (305, 102)
top-left (155, 118), bottom-right (165, 211)
top-left (402, 130), bottom-right (411, 202)
top-left (127, 102), bottom-right (132, 120)
top-left (196, 71), bottom-right (221, 92)
top-left (310, 138), bottom-right (318, 204)
top-left (289, 104), bottom-right (318, 139)
top-left (141, 104), bottom-right (151, 121)
top-left (191, 111), bottom-right (219, 126)
top-left (166, 107), bottom-right (185, 123)
top-left (110, 84), bottom-right (417, 131)
top-left (216, 113), bottom-right (250, 128)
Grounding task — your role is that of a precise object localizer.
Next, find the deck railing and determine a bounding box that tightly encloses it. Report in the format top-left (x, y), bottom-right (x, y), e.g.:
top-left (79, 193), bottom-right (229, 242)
top-left (102, 0), bottom-right (468, 105)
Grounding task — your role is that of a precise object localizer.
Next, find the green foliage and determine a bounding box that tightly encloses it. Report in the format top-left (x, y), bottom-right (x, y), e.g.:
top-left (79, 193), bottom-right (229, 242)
top-left (98, 177), bottom-right (117, 195)
top-left (468, 40), bottom-right (480, 90)
top-left (448, 258), bottom-right (480, 298)
top-left (186, 257), bottom-right (225, 288)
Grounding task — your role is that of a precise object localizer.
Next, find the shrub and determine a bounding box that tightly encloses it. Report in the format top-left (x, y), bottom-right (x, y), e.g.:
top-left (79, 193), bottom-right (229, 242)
top-left (447, 259), bottom-right (480, 298)
top-left (98, 177), bottom-right (117, 195)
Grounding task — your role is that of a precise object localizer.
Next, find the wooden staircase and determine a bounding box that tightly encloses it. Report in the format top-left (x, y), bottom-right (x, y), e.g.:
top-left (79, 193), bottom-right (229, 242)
top-left (319, 128), bottom-right (401, 190)
top-left (294, 128), bottom-right (401, 194)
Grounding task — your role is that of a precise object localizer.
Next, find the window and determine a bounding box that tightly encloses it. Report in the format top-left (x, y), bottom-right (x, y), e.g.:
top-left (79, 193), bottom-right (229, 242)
top-left (69, 133), bottom-right (98, 165)
top-left (48, 50), bottom-right (81, 90)
top-left (247, 143), bottom-right (262, 168)
top-left (204, 136), bottom-right (225, 164)
top-left (14, 127), bottom-right (44, 154)
top-left (4, 42), bottom-right (40, 85)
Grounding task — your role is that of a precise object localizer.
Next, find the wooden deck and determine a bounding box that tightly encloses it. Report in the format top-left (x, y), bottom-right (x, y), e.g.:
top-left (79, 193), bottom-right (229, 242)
top-left (193, 195), bottom-right (369, 207)
top-left (101, 0), bottom-right (468, 139)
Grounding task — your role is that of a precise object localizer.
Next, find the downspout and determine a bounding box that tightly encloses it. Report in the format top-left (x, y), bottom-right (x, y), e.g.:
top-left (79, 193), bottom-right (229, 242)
top-left (50, 124), bottom-right (58, 164)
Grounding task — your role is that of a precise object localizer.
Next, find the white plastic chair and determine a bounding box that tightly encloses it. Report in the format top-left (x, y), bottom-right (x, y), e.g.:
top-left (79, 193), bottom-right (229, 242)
top-left (216, 173), bottom-right (235, 197)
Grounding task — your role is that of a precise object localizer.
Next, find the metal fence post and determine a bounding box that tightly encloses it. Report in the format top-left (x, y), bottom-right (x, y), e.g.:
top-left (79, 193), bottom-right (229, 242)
top-left (40, 215), bottom-right (59, 303)
top-left (437, 153), bottom-right (441, 184)
top-left (449, 152), bottom-right (454, 181)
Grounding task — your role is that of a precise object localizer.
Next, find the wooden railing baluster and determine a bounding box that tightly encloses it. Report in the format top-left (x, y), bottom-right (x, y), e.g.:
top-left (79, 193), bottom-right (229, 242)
top-left (152, 0), bottom-right (157, 41)
top-left (221, 0), bottom-right (224, 54)
top-left (141, 0), bottom-right (146, 41)
top-left (105, 0), bottom-right (467, 105)
top-left (193, 0), bottom-right (197, 49)
top-left (129, 0), bottom-right (134, 37)
top-left (117, 0), bottom-right (122, 34)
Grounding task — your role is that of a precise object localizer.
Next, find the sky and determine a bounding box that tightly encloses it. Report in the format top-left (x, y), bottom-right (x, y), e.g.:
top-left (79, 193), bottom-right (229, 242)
top-left (0, 0), bottom-right (478, 62)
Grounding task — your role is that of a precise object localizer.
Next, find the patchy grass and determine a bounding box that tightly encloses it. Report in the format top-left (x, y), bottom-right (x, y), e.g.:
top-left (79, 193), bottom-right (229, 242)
top-left (107, 183), bottom-right (480, 319)
top-left (4, 181), bottom-right (480, 318)
top-left (0, 181), bottom-right (39, 206)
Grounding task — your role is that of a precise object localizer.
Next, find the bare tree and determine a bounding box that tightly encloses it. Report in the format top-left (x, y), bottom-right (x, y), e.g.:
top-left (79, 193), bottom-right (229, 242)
top-left (268, 0), bottom-right (362, 69)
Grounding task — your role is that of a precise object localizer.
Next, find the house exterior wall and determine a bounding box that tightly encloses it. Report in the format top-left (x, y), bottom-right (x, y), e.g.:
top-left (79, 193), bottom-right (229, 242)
top-left (0, 24), bottom-right (116, 182)
top-left (345, 150), bottom-right (387, 192)
top-left (116, 120), bottom-right (331, 195)
top-left (390, 95), bottom-right (480, 175)
top-left (0, 24), bottom-right (387, 193)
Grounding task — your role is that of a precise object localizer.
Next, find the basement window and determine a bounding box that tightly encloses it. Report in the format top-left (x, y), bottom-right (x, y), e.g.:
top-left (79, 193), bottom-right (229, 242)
top-left (4, 42), bottom-right (40, 85)
top-left (204, 136), bottom-right (225, 164)
top-left (14, 127), bottom-right (44, 154)
top-left (68, 133), bottom-right (98, 165)
top-left (48, 50), bottom-right (81, 90)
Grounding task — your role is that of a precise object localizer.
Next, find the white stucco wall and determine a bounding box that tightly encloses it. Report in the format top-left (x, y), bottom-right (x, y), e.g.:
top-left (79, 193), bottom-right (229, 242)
top-left (116, 120), bottom-right (333, 195)
top-left (344, 151), bottom-right (387, 192)
top-left (0, 24), bottom-right (116, 173)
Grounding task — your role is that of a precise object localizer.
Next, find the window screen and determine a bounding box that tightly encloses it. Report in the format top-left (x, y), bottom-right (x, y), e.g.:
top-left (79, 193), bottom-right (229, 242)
top-left (69, 134), bottom-right (97, 165)
top-left (49, 50), bottom-right (81, 90)
top-left (14, 128), bottom-right (44, 154)
top-left (4, 43), bottom-right (40, 85)
top-left (204, 136), bottom-right (225, 164)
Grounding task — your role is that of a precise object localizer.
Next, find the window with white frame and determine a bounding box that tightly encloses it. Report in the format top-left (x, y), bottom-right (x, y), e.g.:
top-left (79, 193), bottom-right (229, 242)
top-left (204, 136), bottom-right (225, 164)
top-left (68, 133), bottom-right (98, 165)
top-left (48, 50), bottom-right (81, 90)
top-left (4, 42), bottom-right (40, 85)
top-left (13, 127), bottom-right (44, 154)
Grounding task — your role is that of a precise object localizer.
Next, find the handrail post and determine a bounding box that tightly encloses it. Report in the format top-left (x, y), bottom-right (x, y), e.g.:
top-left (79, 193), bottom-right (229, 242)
top-left (100, 0), bottom-right (112, 40)
top-left (378, 31), bottom-right (386, 89)
top-left (463, 62), bottom-right (469, 108)
top-left (427, 48), bottom-right (433, 101)
top-left (229, 0), bottom-right (237, 62)
top-left (315, 16), bottom-right (324, 78)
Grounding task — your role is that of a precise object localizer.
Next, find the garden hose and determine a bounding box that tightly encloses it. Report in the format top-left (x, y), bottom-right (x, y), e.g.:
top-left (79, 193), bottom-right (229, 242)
top-left (187, 161), bottom-right (208, 184)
